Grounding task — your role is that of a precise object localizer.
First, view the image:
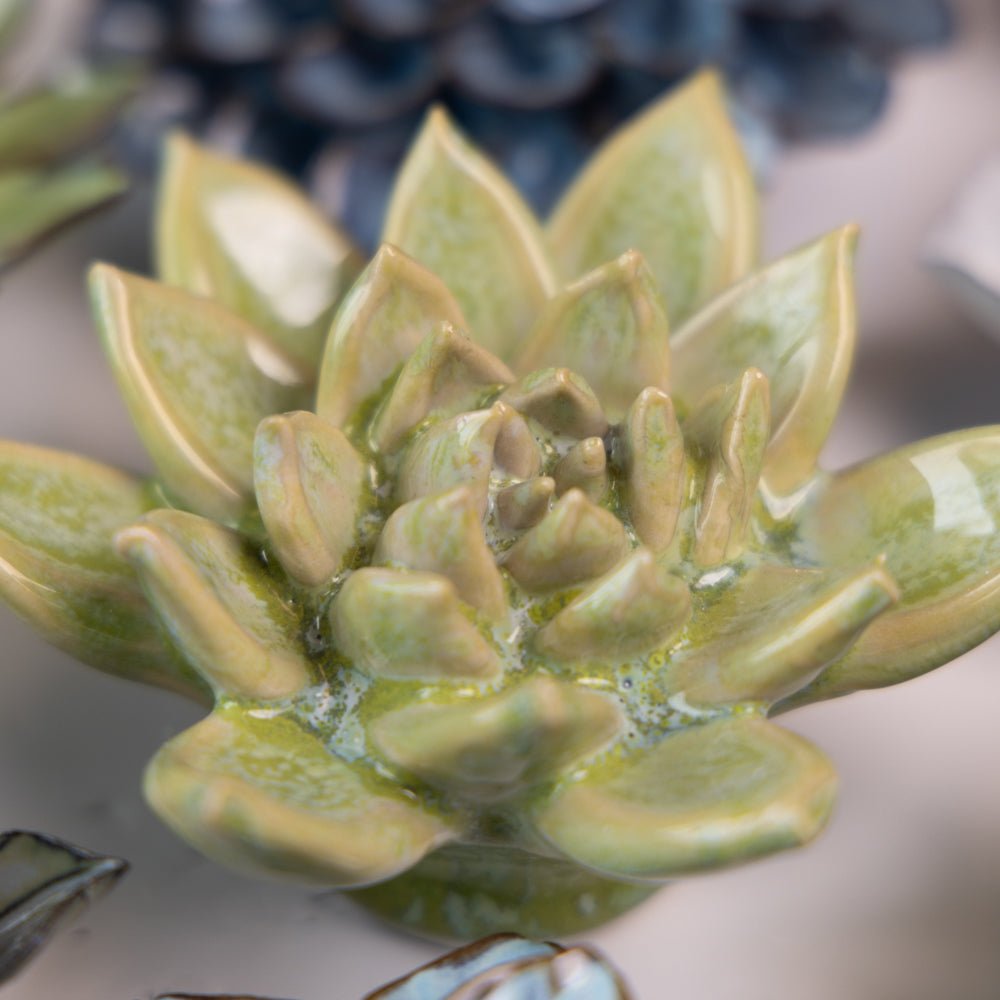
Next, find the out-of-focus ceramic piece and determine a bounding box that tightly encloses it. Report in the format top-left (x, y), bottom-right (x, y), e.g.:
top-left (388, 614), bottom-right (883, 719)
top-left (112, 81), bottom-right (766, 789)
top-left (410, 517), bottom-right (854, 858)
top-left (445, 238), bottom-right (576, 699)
top-left (3, 69), bottom-right (1000, 941)
top-left (0, 0), bottom-right (134, 268)
top-left (0, 830), bottom-right (127, 984)
top-left (925, 155), bottom-right (1000, 336)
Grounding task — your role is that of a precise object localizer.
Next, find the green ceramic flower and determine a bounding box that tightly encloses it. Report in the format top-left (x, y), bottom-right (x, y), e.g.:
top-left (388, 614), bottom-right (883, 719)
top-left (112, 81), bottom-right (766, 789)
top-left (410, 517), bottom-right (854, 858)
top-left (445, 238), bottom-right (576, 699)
top-left (2, 70), bottom-right (1000, 940)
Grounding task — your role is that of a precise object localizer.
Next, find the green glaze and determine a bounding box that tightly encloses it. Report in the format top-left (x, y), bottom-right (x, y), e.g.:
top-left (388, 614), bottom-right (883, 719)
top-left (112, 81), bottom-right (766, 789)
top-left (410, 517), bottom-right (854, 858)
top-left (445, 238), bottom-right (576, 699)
top-left (156, 134), bottom-right (362, 377)
top-left (5, 70), bottom-right (1000, 940)
top-left (547, 71), bottom-right (758, 328)
top-left (383, 107), bottom-right (556, 362)
top-left (89, 264), bottom-right (309, 524)
top-left (0, 442), bottom-right (205, 698)
top-left (351, 844), bottom-right (657, 942)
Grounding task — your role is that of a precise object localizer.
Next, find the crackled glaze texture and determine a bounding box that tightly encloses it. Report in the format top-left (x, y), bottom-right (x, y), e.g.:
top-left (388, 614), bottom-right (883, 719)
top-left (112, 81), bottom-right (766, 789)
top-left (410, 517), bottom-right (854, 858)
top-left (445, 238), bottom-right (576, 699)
top-left (2, 70), bottom-right (1000, 940)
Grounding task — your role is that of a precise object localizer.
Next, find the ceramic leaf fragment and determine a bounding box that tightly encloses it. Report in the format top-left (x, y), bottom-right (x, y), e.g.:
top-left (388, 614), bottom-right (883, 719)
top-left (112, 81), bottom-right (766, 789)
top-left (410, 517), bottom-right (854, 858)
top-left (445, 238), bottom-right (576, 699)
top-left (0, 831), bottom-right (126, 984)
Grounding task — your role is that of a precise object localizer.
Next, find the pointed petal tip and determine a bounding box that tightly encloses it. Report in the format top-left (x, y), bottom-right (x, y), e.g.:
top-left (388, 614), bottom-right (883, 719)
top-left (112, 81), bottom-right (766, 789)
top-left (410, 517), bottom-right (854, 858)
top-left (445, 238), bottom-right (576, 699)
top-left (113, 521), bottom-right (154, 563)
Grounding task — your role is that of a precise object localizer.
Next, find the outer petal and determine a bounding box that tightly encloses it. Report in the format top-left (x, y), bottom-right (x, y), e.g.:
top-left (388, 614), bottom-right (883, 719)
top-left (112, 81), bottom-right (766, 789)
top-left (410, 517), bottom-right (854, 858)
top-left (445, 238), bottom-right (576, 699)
top-left (672, 227), bottom-right (857, 498)
top-left (547, 70), bottom-right (758, 328)
top-left (518, 250), bottom-right (670, 419)
top-left (782, 428), bottom-right (1000, 707)
top-left (116, 510), bottom-right (312, 701)
top-left (0, 830), bottom-right (127, 984)
top-left (89, 264), bottom-right (309, 525)
top-left (145, 708), bottom-right (454, 888)
top-left (534, 717), bottom-right (836, 881)
top-left (0, 441), bottom-right (205, 699)
top-left (156, 134), bottom-right (361, 377)
top-left (382, 107), bottom-right (556, 362)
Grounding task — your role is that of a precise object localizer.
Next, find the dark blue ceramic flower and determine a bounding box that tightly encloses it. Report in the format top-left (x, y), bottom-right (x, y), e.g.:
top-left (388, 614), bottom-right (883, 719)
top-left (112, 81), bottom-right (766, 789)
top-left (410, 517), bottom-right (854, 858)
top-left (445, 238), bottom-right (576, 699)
top-left (89, 0), bottom-right (954, 248)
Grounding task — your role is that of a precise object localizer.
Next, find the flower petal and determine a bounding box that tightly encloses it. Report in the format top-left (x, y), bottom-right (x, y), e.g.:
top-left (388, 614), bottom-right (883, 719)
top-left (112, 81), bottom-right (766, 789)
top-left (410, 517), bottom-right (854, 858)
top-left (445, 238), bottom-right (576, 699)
top-left (369, 323), bottom-right (513, 454)
top-left (671, 227), bottom-right (857, 498)
top-left (502, 489), bottom-right (628, 592)
top-left (0, 441), bottom-right (205, 699)
top-left (382, 107), bottom-right (556, 362)
top-left (89, 264), bottom-right (309, 524)
top-left (375, 486), bottom-right (507, 620)
top-left (315, 244), bottom-right (468, 429)
top-left (156, 134), bottom-right (361, 377)
top-left (397, 404), bottom-right (541, 515)
top-left (782, 428), bottom-right (1000, 708)
top-left (534, 717), bottom-right (836, 881)
top-left (536, 549), bottom-right (691, 663)
top-left (145, 708), bottom-right (453, 888)
top-left (547, 70), bottom-right (758, 328)
top-left (254, 412), bottom-right (369, 589)
top-left (329, 567), bottom-right (501, 682)
top-left (668, 561), bottom-right (898, 706)
top-left (0, 830), bottom-right (127, 984)
top-left (372, 677), bottom-right (622, 803)
top-left (518, 250), bottom-right (670, 419)
top-left (116, 510), bottom-right (313, 700)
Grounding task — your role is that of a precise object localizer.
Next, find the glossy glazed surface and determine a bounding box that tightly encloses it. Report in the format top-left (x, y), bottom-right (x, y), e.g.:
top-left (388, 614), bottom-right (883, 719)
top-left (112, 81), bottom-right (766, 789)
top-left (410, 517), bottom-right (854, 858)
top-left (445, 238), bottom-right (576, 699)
top-left (3, 68), bottom-right (1000, 942)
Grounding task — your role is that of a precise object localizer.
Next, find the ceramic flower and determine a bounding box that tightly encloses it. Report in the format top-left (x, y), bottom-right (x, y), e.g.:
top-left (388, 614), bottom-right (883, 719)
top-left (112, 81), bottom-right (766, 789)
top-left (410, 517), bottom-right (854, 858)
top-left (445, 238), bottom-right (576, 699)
top-left (3, 71), bottom-right (1000, 941)
top-left (0, 830), bottom-right (127, 983)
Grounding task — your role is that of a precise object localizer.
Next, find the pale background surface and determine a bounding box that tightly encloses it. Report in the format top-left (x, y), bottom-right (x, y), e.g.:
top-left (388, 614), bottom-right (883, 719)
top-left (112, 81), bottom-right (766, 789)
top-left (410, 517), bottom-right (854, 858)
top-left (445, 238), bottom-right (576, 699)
top-left (4, 1), bottom-right (1000, 997)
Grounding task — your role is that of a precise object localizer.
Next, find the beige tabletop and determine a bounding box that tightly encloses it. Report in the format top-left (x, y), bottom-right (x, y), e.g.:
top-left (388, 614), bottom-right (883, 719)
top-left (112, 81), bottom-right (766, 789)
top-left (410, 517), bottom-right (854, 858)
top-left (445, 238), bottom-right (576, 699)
top-left (4, 1), bottom-right (1000, 997)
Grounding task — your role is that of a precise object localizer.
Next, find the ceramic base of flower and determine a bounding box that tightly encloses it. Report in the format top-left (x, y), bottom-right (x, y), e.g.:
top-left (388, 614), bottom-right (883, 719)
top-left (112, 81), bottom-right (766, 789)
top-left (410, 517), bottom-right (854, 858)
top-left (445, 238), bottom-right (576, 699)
top-left (4, 70), bottom-right (1000, 943)
top-left (349, 844), bottom-right (658, 941)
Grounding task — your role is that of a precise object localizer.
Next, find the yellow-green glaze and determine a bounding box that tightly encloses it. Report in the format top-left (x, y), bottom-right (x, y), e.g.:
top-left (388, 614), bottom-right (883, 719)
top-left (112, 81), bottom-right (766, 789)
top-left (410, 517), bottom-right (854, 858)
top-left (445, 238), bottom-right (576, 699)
top-left (2, 71), bottom-right (1000, 940)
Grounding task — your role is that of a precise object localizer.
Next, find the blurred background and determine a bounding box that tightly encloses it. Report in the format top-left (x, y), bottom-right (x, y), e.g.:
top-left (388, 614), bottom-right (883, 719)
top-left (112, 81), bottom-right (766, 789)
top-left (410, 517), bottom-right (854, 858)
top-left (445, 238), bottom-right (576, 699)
top-left (4, 0), bottom-right (1000, 997)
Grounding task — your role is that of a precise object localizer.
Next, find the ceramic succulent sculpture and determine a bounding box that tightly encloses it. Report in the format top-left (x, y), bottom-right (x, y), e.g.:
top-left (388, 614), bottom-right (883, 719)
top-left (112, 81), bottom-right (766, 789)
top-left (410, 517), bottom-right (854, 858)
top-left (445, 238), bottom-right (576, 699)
top-left (0, 0), bottom-right (134, 268)
top-left (3, 70), bottom-right (1000, 940)
top-left (0, 830), bottom-right (127, 983)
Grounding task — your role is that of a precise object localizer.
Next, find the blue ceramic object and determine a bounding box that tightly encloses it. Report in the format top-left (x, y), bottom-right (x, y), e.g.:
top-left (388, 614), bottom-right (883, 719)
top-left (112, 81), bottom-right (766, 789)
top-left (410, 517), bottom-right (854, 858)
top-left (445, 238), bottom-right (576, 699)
top-left (366, 935), bottom-right (632, 1000)
top-left (89, 0), bottom-right (955, 248)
